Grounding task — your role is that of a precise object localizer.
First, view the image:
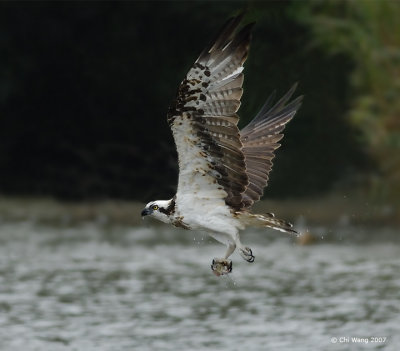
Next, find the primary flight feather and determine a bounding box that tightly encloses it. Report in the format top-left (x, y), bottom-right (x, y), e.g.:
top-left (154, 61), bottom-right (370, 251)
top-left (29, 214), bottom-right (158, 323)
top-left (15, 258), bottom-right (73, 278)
top-left (141, 14), bottom-right (302, 275)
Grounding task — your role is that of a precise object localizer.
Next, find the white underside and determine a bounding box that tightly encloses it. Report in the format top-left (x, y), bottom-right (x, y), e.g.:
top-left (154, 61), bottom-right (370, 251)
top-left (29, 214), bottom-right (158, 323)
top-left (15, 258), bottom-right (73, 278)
top-left (172, 116), bottom-right (245, 249)
top-left (177, 194), bottom-right (243, 245)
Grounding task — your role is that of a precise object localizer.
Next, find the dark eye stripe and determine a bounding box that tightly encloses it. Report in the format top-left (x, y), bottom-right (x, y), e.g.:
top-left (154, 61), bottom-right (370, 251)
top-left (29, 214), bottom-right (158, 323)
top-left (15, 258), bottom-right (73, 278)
top-left (159, 199), bottom-right (176, 216)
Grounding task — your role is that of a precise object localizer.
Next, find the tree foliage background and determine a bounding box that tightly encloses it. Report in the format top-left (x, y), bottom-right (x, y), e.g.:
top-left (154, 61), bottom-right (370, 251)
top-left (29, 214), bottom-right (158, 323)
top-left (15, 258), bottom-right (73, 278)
top-left (292, 0), bottom-right (400, 204)
top-left (1, 1), bottom-right (397, 205)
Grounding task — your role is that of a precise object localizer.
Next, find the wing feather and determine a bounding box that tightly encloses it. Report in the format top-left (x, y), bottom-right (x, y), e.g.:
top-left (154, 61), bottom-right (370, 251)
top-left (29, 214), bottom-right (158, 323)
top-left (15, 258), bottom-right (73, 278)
top-left (240, 84), bottom-right (303, 208)
top-left (168, 14), bottom-right (253, 210)
top-left (166, 14), bottom-right (302, 212)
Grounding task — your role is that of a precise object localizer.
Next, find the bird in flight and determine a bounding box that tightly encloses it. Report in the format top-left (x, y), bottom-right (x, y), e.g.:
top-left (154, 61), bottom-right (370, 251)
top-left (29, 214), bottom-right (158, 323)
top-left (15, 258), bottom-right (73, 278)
top-left (141, 14), bottom-right (302, 276)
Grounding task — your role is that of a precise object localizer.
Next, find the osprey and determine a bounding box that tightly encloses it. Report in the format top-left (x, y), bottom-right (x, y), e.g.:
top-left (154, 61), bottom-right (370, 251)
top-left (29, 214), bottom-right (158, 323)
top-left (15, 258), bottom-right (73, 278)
top-left (141, 14), bottom-right (302, 275)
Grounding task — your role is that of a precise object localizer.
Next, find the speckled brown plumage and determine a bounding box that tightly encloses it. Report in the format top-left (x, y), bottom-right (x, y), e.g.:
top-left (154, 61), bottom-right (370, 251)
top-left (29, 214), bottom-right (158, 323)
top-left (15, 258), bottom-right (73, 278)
top-left (167, 13), bottom-right (302, 212)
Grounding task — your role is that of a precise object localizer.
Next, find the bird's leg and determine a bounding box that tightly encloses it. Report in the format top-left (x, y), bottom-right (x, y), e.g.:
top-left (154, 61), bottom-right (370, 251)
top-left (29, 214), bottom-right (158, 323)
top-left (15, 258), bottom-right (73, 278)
top-left (235, 234), bottom-right (255, 263)
top-left (224, 242), bottom-right (236, 259)
top-left (211, 243), bottom-right (235, 276)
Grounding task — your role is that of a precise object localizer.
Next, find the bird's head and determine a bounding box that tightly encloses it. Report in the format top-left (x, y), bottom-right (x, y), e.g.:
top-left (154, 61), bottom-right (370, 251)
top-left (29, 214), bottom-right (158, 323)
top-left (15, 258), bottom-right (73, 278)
top-left (141, 199), bottom-right (175, 224)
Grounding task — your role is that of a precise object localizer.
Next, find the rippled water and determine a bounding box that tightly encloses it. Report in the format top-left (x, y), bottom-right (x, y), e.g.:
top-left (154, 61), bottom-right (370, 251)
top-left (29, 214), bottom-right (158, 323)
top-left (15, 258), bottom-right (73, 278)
top-left (0, 220), bottom-right (399, 350)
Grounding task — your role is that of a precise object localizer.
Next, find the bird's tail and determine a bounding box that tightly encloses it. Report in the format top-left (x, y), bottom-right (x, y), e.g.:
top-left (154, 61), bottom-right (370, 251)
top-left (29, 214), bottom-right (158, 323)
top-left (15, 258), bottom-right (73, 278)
top-left (237, 211), bottom-right (298, 236)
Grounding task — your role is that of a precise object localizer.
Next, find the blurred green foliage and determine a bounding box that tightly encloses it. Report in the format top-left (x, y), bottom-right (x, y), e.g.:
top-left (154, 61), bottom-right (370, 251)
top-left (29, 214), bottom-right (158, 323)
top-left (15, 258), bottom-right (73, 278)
top-left (292, 0), bottom-right (400, 204)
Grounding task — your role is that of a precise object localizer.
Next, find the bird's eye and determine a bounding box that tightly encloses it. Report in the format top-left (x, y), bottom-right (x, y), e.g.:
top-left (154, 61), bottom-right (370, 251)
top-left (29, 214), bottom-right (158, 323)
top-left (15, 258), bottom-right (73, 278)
top-left (152, 205), bottom-right (159, 211)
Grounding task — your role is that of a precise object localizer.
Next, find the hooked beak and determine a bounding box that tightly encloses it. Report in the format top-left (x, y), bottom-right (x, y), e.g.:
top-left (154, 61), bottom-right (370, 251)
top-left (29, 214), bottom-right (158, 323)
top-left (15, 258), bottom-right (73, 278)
top-left (141, 208), bottom-right (151, 217)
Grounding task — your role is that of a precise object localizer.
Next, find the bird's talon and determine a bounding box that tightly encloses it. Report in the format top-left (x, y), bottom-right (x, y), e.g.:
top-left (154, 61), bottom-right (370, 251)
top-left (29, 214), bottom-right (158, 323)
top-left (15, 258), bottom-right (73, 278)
top-left (240, 247), bottom-right (255, 263)
top-left (211, 258), bottom-right (232, 276)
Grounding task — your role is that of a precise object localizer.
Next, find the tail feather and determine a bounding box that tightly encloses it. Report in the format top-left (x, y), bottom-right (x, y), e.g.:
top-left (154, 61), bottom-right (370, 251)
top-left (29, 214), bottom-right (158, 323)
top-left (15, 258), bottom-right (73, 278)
top-left (237, 212), bottom-right (298, 236)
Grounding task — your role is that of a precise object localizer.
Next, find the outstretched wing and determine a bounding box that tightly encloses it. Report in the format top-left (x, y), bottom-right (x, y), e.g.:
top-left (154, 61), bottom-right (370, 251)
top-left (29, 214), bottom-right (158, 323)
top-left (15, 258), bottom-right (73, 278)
top-left (168, 15), bottom-right (253, 210)
top-left (240, 84), bottom-right (303, 208)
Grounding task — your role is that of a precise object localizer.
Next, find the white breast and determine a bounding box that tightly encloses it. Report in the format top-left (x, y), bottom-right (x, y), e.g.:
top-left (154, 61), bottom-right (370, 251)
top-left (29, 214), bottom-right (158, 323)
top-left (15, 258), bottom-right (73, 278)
top-left (172, 116), bottom-right (242, 236)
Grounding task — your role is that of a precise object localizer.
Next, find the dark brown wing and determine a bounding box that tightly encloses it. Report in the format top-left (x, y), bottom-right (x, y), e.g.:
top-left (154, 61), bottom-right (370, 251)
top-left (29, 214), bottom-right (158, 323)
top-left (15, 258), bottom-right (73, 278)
top-left (168, 15), bottom-right (254, 210)
top-left (240, 84), bottom-right (303, 208)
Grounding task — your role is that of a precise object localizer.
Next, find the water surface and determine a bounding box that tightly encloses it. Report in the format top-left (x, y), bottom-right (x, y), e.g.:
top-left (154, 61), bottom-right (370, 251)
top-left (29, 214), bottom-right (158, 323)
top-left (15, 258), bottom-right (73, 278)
top-left (0, 220), bottom-right (399, 350)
